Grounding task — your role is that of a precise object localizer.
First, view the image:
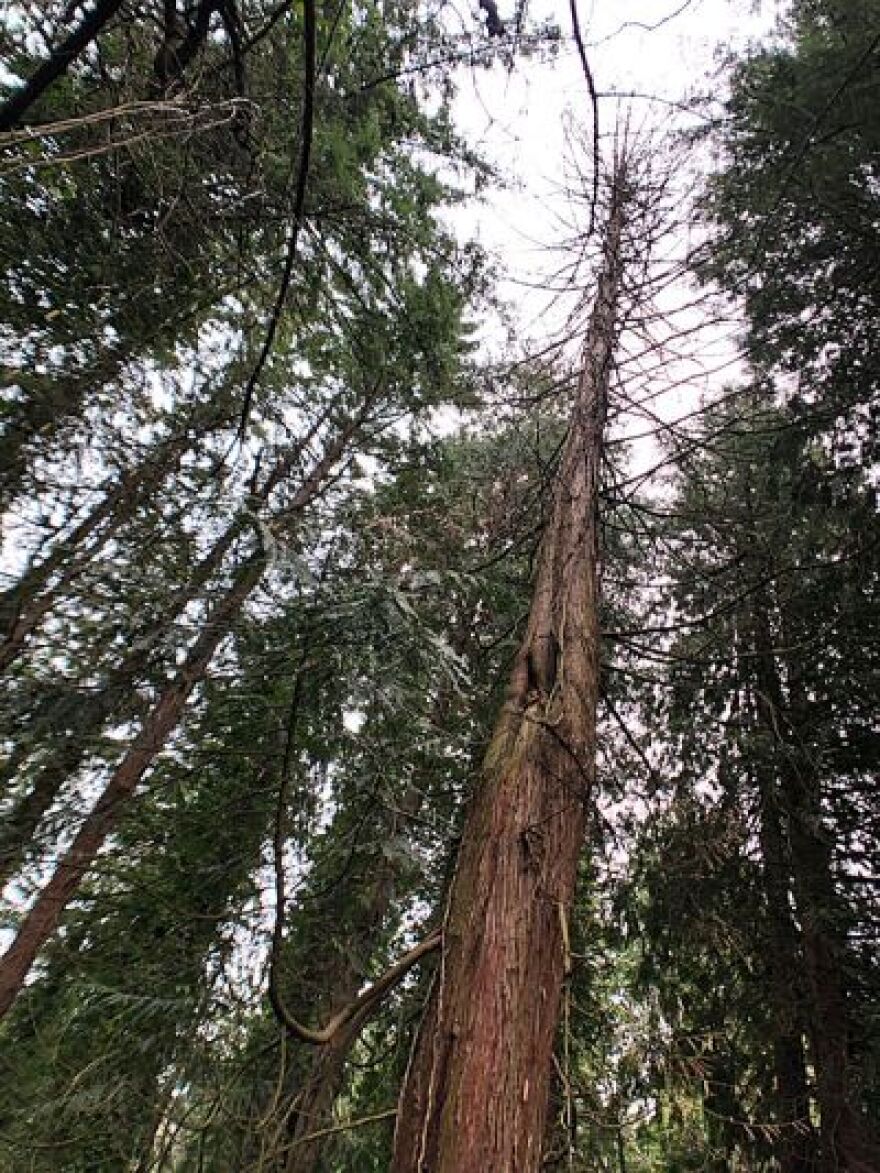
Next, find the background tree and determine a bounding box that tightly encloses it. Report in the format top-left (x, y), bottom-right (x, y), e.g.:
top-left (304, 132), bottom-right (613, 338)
top-left (2, 0), bottom-right (878, 1168)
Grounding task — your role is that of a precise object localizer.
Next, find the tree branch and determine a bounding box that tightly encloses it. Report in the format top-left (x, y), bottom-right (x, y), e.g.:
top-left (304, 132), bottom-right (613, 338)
top-left (0, 0), bottom-right (125, 132)
top-left (568, 0), bottom-right (600, 238)
top-left (235, 0), bottom-right (317, 442)
top-left (270, 929), bottom-right (442, 1046)
top-left (285, 1106), bottom-right (398, 1150)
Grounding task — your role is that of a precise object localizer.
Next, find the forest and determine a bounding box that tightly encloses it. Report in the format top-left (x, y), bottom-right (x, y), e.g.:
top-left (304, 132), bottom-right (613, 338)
top-left (0, 0), bottom-right (877, 1169)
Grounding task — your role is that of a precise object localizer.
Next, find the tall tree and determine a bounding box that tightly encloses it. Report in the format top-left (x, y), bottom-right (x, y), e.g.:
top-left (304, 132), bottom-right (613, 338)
top-left (695, 2), bottom-right (880, 1163)
top-left (633, 391), bottom-right (879, 1171)
top-left (0, 0), bottom-right (496, 1022)
top-left (389, 149), bottom-right (634, 1172)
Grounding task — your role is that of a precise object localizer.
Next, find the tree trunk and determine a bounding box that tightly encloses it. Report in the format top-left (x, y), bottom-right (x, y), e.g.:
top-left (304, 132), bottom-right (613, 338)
top-left (278, 793), bottom-right (416, 1173)
top-left (0, 408), bottom-right (334, 883)
top-left (0, 417), bottom-right (362, 1020)
top-left (280, 1017), bottom-right (368, 1173)
top-left (0, 548), bottom-right (265, 1021)
top-left (757, 786), bottom-right (816, 1173)
top-left (750, 629), bottom-right (816, 1173)
top-left (789, 793), bottom-right (877, 1173)
top-left (0, 513), bottom-right (245, 888)
top-left (390, 163), bottom-right (629, 1173)
top-left (271, 640), bottom-right (479, 1172)
top-left (0, 402), bottom-right (223, 672)
top-left (265, 781), bottom-right (432, 1170)
top-left (753, 612), bottom-right (879, 1173)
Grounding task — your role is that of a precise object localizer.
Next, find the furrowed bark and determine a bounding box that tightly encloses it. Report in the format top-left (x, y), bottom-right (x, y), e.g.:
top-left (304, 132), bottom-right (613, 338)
top-left (0, 417), bottom-right (363, 1020)
top-left (280, 1016), bottom-right (370, 1173)
top-left (390, 162), bottom-right (630, 1173)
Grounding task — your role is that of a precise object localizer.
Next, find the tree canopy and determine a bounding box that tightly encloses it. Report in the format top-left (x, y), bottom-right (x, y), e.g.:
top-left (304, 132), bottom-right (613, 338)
top-left (1, 1), bottom-right (877, 1170)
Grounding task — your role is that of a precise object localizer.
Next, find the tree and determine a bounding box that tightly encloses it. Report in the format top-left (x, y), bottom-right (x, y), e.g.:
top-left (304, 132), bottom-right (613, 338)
top-left (388, 147), bottom-right (635, 1172)
top-left (0, 0), bottom-right (493, 1019)
top-left (702, 0), bottom-right (880, 439)
top-left (692, 3), bottom-right (880, 1163)
top-left (633, 390), bottom-right (879, 1171)
top-left (3, 0), bottom-right (878, 1167)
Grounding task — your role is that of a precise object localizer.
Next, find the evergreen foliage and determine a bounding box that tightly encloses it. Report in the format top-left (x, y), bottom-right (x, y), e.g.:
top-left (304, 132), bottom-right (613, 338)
top-left (1, 0), bottom-right (878, 1169)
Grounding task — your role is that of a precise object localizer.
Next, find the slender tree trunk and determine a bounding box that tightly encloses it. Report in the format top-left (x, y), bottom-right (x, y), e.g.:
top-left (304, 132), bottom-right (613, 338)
top-left (278, 795), bottom-right (417, 1173)
top-left (1, 454), bottom-right (176, 674)
top-left (756, 784), bottom-right (816, 1173)
top-left (0, 417), bottom-right (362, 1020)
top-left (280, 1015), bottom-right (369, 1173)
top-left (262, 769), bottom-right (433, 1170)
top-left (0, 549), bottom-right (265, 1020)
top-left (0, 358), bottom-right (128, 517)
top-left (788, 787), bottom-right (877, 1173)
top-left (390, 163), bottom-right (629, 1173)
top-left (0, 409), bottom-right (333, 882)
top-left (0, 398), bottom-right (234, 671)
top-left (752, 613), bottom-right (879, 1173)
top-left (747, 606), bottom-right (816, 1173)
top-left (273, 640), bottom-right (481, 1172)
top-left (0, 515), bottom-right (246, 888)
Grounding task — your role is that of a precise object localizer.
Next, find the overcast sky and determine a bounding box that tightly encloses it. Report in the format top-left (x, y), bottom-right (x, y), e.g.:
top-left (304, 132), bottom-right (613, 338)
top-left (445, 0), bottom-right (780, 467)
top-left (454, 0), bottom-right (778, 260)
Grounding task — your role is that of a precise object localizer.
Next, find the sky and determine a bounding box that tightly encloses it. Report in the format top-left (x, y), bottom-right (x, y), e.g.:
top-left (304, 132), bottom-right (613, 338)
top-left (0, 0), bottom-right (787, 977)
top-left (442, 0), bottom-right (780, 472)
top-left (454, 0), bottom-right (777, 266)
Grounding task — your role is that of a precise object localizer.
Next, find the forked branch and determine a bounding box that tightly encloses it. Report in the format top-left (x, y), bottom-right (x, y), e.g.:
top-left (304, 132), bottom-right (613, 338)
top-left (269, 929), bottom-right (442, 1046)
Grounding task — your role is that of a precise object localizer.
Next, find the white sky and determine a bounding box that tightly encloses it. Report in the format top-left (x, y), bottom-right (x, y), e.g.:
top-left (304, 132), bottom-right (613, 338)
top-left (453, 0), bottom-right (777, 271)
top-left (442, 0), bottom-right (779, 471)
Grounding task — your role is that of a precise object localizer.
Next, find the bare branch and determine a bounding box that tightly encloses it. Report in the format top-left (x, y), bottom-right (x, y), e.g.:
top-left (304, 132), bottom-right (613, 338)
top-left (568, 0), bottom-right (600, 238)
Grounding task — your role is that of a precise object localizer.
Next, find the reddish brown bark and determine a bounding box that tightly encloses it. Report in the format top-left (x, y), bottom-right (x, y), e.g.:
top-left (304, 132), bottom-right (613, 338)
top-left (280, 1018), bottom-right (367, 1173)
top-left (0, 418), bottom-right (363, 1020)
top-left (390, 168), bottom-right (629, 1173)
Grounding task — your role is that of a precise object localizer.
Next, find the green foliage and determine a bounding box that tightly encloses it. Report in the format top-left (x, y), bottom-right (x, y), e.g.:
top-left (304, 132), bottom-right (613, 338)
top-left (1, 0), bottom-right (879, 1169)
top-left (702, 0), bottom-right (880, 436)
